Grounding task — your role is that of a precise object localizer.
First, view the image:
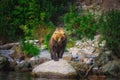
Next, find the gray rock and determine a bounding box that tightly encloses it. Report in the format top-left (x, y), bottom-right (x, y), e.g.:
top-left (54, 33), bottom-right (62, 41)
top-left (62, 52), bottom-right (72, 61)
top-left (0, 50), bottom-right (14, 54)
top-left (68, 35), bottom-right (103, 62)
top-left (0, 50), bottom-right (14, 61)
top-left (32, 59), bottom-right (77, 79)
top-left (16, 57), bottom-right (50, 72)
top-left (30, 49), bottom-right (51, 61)
top-left (24, 40), bottom-right (39, 45)
top-left (16, 61), bottom-right (32, 71)
top-left (96, 51), bottom-right (113, 66)
top-left (30, 57), bottom-right (50, 67)
top-left (101, 60), bottom-right (120, 77)
top-left (40, 50), bottom-right (51, 59)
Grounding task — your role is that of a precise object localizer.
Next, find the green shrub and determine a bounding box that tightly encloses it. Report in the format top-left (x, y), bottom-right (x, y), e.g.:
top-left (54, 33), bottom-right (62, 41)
top-left (99, 10), bottom-right (120, 58)
top-left (66, 39), bottom-right (75, 49)
top-left (32, 23), bottom-right (55, 50)
top-left (44, 34), bottom-right (51, 50)
top-left (0, 0), bottom-right (70, 43)
top-left (64, 6), bottom-right (98, 40)
top-left (21, 41), bottom-right (40, 56)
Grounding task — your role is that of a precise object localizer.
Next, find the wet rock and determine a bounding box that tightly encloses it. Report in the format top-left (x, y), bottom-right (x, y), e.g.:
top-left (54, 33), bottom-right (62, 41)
top-left (96, 50), bottom-right (113, 66)
top-left (15, 61), bottom-right (32, 72)
top-left (9, 61), bottom-right (17, 71)
top-left (30, 57), bottom-right (50, 67)
top-left (32, 59), bottom-right (77, 79)
top-left (15, 57), bottom-right (50, 72)
top-left (70, 61), bottom-right (89, 73)
top-left (0, 55), bottom-right (10, 71)
top-left (105, 76), bottom-right (119, 80)
top-left (100, 60), bottom-right (120, 77)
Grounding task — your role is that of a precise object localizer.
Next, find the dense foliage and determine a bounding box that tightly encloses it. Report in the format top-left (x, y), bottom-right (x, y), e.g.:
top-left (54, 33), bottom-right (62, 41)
top-left (21, 41), bottom-right (40, 56)
top-left (99, 10), bottom-right (120, 58)
top-left (64, 6), bottom-right (98, 40)
top-left (0, 0), bottom-right (70, 43)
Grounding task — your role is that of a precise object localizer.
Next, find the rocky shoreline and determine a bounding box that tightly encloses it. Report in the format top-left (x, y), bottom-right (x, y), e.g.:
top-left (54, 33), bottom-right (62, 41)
top-left (0, 35), bottom-right (120, 79)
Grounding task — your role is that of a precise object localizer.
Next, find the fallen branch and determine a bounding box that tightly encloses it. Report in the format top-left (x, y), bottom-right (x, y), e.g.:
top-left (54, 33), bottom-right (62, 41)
top-left (84, 64), bottom-right (94, 78)
top-left (0, 40), bottom-right (39, 50)
top-left (0, 42), bottom-right (19, 49)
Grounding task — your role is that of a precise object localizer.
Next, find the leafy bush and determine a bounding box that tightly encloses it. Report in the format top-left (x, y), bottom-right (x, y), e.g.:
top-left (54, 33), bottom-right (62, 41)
top-left (64, 6), bottom-right (98, 40)
top-left (38, 0), bottom-right (69, 24)
top-left (0, 0), bottom-right (70, 43)
top-left (21, 41), bottom-right (40, 56)
top-left (0, 0), bottom-right (22, 42)
top-left (32, 23), bottom-right (55, 47)
top-left (66, 39), bottom-right (75, 49)
top-left (44, 34), bottom-right (51, 50)
top-left (99, 10), bottom-right (120, 58)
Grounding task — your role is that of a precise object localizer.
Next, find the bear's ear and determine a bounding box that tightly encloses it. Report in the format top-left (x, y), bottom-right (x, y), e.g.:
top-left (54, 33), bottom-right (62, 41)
top-left (63, 33), bottom-right (65, 35)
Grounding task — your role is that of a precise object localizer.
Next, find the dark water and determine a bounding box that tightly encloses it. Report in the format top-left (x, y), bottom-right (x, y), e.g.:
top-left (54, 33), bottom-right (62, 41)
top-left (0, 72), bottom-right (77, 80)
top-left (0, 72), bottom-right (119, 80)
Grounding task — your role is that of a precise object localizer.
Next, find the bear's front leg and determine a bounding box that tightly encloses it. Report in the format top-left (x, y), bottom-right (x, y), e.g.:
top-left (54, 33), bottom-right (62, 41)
top-left (50, 49), bottom-right (54, 60)
top-left (54, 53), bottom-right (59, 61)
top-left (59, 50), bottom-right (64, 58)
top-left (51, 47), bottom-right (59, 61)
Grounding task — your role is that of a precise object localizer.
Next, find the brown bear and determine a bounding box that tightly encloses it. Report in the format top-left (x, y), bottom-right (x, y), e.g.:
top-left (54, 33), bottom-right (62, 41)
top-left (49, 27), bottom-right (67, 61)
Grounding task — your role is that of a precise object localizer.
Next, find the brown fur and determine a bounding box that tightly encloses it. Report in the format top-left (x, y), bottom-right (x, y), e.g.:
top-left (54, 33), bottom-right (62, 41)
top-left (49, 27), bottom-right (67, 61)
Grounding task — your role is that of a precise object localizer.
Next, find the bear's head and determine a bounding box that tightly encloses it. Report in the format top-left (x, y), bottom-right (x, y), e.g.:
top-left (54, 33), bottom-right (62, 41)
top-left (52, 27), bottom-right (66, 42)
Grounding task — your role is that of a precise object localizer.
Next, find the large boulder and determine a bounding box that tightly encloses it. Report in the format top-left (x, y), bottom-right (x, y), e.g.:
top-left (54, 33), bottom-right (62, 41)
top-left (32, 59), bottom-right (77, 79)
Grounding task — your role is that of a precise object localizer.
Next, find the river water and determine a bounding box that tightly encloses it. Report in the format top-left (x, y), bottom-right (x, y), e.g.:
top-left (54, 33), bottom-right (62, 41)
top-left (0, 71), bottom-right (119, 80)
top-left (0, 72), bottom-right (77, 80)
